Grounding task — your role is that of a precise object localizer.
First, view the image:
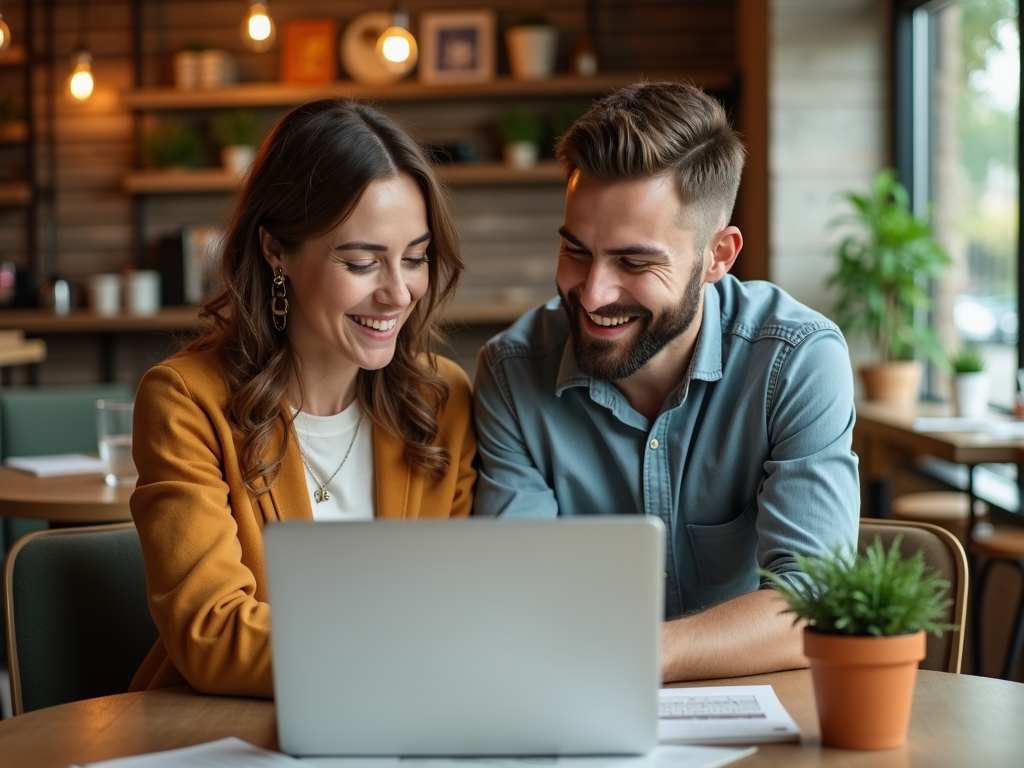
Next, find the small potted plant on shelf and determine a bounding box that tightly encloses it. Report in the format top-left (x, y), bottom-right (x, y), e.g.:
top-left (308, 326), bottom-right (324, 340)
top-left (826, 169), bottom-right (951, 406)
top-left (142, 120), bottom-right (204, 170)
top-left (948, 345), bottom-right (989, 418)
top-left (498, 108), bottom-right (543, 169)
top-left (505, 13), bottom-right (558, 80)
top-left (210, 110), bottom-right (261, 177)
top-left (761, 537), bottom-right (956, 750)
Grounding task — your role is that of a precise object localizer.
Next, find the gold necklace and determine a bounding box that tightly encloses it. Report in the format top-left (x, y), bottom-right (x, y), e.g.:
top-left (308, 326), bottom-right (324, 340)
top-left (297, 416), bottom-right (362, 504)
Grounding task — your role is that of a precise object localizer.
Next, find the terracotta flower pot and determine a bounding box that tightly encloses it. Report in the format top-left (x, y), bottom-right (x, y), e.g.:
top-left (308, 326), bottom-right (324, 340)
top-left (804, 628), bottom-right (926, 750)
top-left (859, 361), bottom-right (922, 406)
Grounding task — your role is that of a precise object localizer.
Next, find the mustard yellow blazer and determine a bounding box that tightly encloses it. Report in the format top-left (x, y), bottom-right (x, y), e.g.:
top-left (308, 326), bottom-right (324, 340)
top-left (129, 349), bottom-right (476, 698)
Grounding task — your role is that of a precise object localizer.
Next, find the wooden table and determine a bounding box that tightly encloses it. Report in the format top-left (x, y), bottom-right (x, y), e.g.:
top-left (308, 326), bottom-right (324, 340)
top-left (0, 467), bottom-right (132, 523)
top-left (854, 400), bottom-right (1024, 520)
top-left (0, 670), bottom-right (1021, 767)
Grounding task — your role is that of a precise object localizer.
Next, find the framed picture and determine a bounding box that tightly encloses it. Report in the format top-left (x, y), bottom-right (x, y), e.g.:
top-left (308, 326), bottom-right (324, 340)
top-left (418, 10), bottom-right (495, 85)
top-left (281, 19), bottom-right (338, 84)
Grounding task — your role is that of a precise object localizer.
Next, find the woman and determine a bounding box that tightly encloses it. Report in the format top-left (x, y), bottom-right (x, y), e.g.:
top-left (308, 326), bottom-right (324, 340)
top-left (129, 99), bottom-right (477, 699)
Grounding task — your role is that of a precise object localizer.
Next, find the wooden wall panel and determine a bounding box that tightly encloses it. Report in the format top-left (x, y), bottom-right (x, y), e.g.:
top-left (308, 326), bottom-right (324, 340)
top-left (2, 0), bottom-right (762, 385)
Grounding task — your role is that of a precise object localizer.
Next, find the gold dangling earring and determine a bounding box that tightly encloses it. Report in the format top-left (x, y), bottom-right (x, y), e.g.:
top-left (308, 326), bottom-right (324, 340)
top-left (271, 267), bottom-right (288, 331)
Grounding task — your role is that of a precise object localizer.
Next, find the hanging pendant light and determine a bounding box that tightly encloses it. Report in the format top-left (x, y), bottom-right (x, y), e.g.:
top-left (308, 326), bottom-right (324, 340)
top-left (375, 5), bottom-right (417, 75)
top-left (0, 2), bottom-right (12, 57)
top-left (241, 1), bottom-right (276, 53)
top-left (68, 49), bottom-right (94, 101)
top-left (68, 1), bottom-right (93, 101)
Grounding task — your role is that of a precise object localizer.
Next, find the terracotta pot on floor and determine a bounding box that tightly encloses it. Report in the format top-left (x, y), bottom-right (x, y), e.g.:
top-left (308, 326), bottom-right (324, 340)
top-left (860, 361), bottom-right (923, 406)
top-left (804, 628), bottom-right (926, 750)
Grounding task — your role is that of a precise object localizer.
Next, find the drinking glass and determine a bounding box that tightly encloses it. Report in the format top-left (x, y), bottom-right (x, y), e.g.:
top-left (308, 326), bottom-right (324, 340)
top-left (96, 399), bottom-right (137, 487)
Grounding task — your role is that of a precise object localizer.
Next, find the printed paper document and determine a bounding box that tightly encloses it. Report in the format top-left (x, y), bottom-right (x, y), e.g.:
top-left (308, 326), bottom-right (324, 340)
top-left (657, 686), bottom-right (800, 745)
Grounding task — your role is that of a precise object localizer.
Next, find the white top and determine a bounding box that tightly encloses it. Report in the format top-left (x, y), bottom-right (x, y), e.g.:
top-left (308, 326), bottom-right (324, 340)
top-left (291, 401), bottom-right (375, 521)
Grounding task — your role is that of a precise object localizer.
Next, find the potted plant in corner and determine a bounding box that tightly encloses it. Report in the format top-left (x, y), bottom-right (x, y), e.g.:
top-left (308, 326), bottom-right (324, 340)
top-left (211, 110), bottom-right (261, 177)
top-left (826, 169), bottom-right (951, 406)
top-left (761, 537), bottom-right (956, 750)
top-left (498, 108), bottom-right (543, 169)
top-left (948, 345), bottom-right (989, 418)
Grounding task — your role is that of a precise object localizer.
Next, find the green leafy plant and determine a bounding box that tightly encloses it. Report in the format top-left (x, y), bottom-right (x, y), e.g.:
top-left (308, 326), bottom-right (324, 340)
top-left (498, 108), bottom-right (543, 144)
top-left (826, 169), bottom-right (951, 364)
top-left (210, 110), bottom-right (261, 148)
top-left (759, 536), bottom-right (956, 637)
top-left (142, 121), bottom-right (204, 169)
top-left (948, 345), bottom-right (985, 374)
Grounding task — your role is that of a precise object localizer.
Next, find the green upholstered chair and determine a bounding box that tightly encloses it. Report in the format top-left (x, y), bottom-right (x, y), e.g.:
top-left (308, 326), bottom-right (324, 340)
top-left (3, 523), bottom-right (157, 714)
top-left (858, 518), bottom-right (969, 674)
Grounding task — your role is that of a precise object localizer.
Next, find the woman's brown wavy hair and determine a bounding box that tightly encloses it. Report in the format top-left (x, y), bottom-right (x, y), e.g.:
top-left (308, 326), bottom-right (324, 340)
top-left (184, 98), bottom-right (464, 494)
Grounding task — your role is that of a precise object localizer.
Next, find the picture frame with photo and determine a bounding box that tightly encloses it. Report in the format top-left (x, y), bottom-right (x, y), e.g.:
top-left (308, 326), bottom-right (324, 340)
top-left (418, 10), bottom-right (496, 84)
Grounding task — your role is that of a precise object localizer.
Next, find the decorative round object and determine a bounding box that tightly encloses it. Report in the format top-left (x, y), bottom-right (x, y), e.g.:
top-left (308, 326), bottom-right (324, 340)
top-left (340, 11), bottom-right (403, 86)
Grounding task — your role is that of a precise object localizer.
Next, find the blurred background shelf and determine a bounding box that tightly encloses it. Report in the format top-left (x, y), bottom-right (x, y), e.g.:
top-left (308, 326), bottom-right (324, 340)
top-left (0, 183), bottom-right (31, 205)
top-left (122, 71), bottom-right (733, 111)
top-left (124, 161), bottom-right (566, 194)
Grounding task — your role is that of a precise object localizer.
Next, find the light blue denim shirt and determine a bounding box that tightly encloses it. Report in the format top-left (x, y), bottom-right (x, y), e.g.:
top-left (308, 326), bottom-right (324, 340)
top-left (472, 275), bottom-right (859, 620)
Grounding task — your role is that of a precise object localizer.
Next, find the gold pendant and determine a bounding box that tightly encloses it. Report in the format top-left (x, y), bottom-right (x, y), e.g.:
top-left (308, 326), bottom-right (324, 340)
top-left (314, 489), bottom-right (330, 503)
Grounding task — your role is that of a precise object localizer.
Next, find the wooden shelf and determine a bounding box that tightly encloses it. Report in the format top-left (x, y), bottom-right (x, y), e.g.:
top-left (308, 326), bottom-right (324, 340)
top-left (125, 161), bottom-right (565, 194)
top-left (0, 182), bottom-right (31, 205)
top-left (0, 300), bottom-right (538, 332)
top-left (0, 121), bottom-right (28, 143)
top-left (122, 71), bottom-right (734, 110)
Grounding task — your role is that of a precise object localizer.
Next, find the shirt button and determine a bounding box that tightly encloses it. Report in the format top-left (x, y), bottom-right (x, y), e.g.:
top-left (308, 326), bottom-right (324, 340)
top-left (649, 439), bottom-right (659, 450)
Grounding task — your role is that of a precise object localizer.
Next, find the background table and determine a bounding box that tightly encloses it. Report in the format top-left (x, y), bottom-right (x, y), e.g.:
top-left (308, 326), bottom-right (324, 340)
top-left (0, 467), bottom-right (132, 523)
top-left (0, 670), bottom-right (1021, 767)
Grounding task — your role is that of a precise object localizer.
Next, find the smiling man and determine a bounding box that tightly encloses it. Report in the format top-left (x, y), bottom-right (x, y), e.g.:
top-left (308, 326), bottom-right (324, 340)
top-left (472, 82), bottom-right (860, 681)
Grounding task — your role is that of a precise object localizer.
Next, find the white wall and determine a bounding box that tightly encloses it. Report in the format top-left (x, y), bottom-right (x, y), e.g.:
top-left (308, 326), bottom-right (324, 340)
top-left (769, 0), bottom-right (888, 365)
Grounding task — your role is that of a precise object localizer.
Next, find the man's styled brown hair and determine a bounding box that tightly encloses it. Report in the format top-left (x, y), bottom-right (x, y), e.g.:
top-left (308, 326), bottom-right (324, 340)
top-left (556, 81), bottom-right (747, 248)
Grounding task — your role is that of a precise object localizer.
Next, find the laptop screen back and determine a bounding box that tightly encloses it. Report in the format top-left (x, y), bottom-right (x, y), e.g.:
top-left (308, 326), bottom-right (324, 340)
top-left (265, 517), bottom-right (664, 757)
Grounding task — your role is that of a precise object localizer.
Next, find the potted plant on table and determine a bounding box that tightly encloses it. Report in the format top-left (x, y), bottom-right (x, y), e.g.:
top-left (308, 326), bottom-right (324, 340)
top-left (826, 169), bottom-right (951, 406)
top-left (761, 537), bottom-right (956, 750)
top-left (948, 345), bottom-right (989, 418)
top-left (210, 109), bottom-right (261, 177)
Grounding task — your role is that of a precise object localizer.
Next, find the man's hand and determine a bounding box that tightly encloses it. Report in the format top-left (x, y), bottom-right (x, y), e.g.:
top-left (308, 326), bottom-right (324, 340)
top-left (661, 589), bottom-right (808, 682)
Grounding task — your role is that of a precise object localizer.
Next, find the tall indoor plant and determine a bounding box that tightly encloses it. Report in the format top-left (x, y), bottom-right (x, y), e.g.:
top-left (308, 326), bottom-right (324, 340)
top-left (827, 169), bottom-right (951, 405)
top-left (761, 537), bottom-right (955, 750)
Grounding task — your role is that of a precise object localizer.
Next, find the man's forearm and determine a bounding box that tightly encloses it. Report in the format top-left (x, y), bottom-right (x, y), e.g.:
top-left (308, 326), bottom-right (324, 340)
top-left (661, 589), bottom-right (808, 682)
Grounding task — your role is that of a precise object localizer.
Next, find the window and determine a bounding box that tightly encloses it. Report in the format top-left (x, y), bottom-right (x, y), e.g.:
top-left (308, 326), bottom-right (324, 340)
top-left (896, 0), bottom-right (1020, 409)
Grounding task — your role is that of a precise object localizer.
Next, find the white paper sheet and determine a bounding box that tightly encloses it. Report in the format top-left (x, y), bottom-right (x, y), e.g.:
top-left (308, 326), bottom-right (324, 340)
top-left (657, 686), bottom-right (800, 745)
top-left (5, 453), bottom-right (106, 477)
top-left (71, 737), bottom-right (302, 767)
top-left (299, 745), bottom-right (757, 768)
top-left (911, 416), bottom-right (989, 433)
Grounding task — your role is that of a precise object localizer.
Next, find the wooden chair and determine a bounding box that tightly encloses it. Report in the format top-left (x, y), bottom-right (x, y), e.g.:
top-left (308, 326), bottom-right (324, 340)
top-left (970, 525), bottom-right (1024, 679)
top-left (858, 518), bottom-right (969, 673)
top-left (3, 523), bottom-right (157, 715)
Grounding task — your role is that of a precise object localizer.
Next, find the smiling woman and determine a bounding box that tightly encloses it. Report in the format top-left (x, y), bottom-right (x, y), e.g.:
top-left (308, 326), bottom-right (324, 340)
top-left (126, 99), bottom-right (477, 699)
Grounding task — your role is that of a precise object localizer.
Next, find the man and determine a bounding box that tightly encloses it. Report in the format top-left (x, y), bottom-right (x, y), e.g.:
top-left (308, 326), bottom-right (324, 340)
top-left (472, 82), bottom-right (859, 681)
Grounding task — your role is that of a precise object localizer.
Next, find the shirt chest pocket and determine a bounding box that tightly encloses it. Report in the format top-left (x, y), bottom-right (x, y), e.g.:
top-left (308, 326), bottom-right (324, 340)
top-left (685, 500), bottom-right (758, 588)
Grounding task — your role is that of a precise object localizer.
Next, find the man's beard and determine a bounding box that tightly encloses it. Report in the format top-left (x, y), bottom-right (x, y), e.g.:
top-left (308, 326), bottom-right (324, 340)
top-left (558, 266), bottom-right (703, 382)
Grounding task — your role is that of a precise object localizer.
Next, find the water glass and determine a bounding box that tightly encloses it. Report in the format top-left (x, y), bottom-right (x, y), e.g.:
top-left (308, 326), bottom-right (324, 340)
top-left (96, 399), bottom-right (137, 487)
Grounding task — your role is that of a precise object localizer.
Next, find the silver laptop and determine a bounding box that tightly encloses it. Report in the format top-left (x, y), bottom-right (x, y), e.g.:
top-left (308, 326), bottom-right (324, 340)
top-left (264, 517), bottom-right (665, 758)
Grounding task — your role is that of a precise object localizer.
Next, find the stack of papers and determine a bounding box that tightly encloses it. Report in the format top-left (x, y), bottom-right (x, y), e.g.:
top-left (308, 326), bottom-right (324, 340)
top-left (4, 453), bottom-right (106, 477)
top-left (72, 740), bottom-right (757, 768)
top-left (658, 685), bottom-right (800, 745)
top-left (912, 416), bottom-right (1024, 439)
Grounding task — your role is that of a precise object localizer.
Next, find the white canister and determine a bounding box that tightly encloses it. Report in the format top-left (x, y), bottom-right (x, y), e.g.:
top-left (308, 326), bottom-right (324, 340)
top-left (199, 49), bottom-right (237, 89)
top-left (506, 26), bottom-right (559, 80)
top-left (953, 372), bottom-right (991, 418)
top-left (173, 51), bottom-right (200, 90)
top-left (124, 270), bottom-right (162, 315)
top-left (221, 145), bottom-right (256, 177)
top-left (89, 273), bottom-right (122, 316)
top-left (503, 141), bottom-right (539, 169)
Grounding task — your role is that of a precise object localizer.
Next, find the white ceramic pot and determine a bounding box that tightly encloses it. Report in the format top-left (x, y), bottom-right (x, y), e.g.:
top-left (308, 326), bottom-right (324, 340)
top-left (88, 273), bottom-right (122, 316)
top-left (953, 372), bottom-right (990, 418)
top-left (221, 145), bottom-right (256, 177)
top-left (124, 270), bottom-right (162, 316)
top-left (199, 49), bottom-right (237, 89)
top-left (505, 26), bottom-right (558, 80)
top-left (503, 141), bottom-right (539, 169)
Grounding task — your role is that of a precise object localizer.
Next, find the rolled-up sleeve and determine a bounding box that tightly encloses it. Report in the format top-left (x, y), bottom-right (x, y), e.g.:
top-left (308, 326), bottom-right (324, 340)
top-left (756, 328), bottom-right (860, 586)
